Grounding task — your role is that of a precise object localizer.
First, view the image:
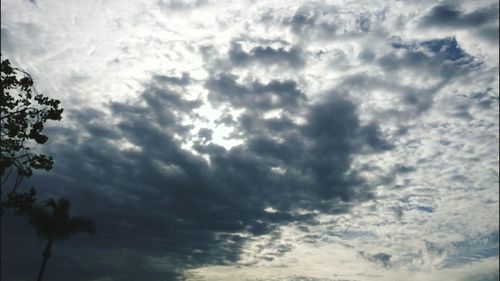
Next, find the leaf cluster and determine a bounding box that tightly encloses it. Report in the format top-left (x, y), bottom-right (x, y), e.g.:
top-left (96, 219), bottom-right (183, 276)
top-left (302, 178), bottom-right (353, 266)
top-left (20, 198), bottom-right (96, 241)
top-left (0, 187), bottom-right (37, 216)
top-left (1, 56), bottom-right (63, 191)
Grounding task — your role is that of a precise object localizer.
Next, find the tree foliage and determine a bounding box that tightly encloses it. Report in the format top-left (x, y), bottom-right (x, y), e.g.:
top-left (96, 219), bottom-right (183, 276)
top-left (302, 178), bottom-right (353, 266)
top-left (23, 198), bottom-right (96, 241)
top-left (19, 198), bottom-right (95, 281)
top-left (1, 57), bottom-right (94, 280)
top-left (1, 55), bottom-right (63, 213)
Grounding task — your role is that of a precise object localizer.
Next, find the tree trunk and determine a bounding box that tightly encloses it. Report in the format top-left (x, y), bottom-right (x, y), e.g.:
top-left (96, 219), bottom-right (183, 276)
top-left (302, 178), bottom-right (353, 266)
top-left (37, 240), bottom-right (52, 281)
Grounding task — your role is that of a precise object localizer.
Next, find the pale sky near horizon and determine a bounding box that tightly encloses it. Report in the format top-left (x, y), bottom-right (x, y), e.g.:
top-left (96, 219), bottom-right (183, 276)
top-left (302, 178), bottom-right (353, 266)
top-left (1, 0), bottom-right (499, 280)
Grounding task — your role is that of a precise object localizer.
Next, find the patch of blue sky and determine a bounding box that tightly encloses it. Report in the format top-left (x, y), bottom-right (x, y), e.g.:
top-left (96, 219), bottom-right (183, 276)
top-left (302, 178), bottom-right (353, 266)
top-left (420, 37), bottom-right (467, 61)
top-left (442, 231), bottom-right (499, 267)
top-left (415, 206), bottom-right (434, 213)
top-left (392, 37), bottom-right (474, 64)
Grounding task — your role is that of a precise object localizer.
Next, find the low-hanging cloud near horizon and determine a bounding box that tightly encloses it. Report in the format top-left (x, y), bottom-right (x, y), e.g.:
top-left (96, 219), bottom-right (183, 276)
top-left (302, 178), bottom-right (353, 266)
top-left (1, 0), bottom-right (498, 280)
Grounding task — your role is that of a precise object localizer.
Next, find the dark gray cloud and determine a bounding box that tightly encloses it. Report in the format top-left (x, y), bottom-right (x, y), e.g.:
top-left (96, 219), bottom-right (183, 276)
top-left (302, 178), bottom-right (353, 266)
top-left (419, 4), bottom-right (499, 44)
top-left (2, 68), bottom-right (391, 280)
top-left (204, 73), bottom-right (392, 205)
top-left (335, 37), bottom-right (482, 118)
top-left (476, 25), bottom-right (499, 44)
top-left (391, 37), bottom-right (474, 63)
top-left (380, 37), bottom-right (480, 81)
top-left (359, 251), bottom-right (392, 269)
top-left (286, 5), bottom-right (337, 39)
top-left (228, 42), bottom-right (306, 68)
top-left (419, 4), bottom-right (499, 29)
top-left (470, 88), bottom-right (498, 110)
top-left (385, 38), bottom-right (480, 112)
top-left (206, 73), bottom-right (306, 111)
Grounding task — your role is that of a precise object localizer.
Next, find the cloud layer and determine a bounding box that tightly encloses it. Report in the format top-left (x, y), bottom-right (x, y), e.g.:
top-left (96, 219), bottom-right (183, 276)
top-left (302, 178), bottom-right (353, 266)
top-left (1, 0), bottom-right (498, 280)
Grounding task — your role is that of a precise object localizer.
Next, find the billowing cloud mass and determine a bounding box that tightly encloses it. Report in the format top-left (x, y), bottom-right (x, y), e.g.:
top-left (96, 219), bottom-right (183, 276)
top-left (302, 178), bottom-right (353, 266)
top-left (1, 0), bottom-right (498, 281)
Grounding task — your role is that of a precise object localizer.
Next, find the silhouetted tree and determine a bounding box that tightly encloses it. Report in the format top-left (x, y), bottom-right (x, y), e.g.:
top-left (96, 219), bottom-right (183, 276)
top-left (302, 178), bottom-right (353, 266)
top-left (20, 198), bottom-right (95, 281)
top-left (1, 55), bottom-right (63, 214)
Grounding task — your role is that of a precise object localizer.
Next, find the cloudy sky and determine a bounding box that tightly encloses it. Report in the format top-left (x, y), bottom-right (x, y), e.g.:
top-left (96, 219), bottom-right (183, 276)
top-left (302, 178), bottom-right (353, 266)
top-left (1, 0), bottom-right (499, 280)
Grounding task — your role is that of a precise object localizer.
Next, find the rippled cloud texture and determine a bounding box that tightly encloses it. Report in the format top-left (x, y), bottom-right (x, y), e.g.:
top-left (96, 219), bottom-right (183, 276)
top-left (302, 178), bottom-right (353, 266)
top-left (1, 0), bottom-right (498, 280)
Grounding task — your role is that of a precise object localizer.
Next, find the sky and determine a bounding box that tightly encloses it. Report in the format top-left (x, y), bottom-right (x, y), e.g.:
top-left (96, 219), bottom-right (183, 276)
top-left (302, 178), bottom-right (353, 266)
top-left (1, 0), bottom-right (499, 280)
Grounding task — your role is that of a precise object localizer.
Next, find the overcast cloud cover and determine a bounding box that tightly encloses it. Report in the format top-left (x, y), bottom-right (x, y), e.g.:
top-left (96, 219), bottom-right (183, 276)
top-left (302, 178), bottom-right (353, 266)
top-left (1, 0), bottom-right (498, 280)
